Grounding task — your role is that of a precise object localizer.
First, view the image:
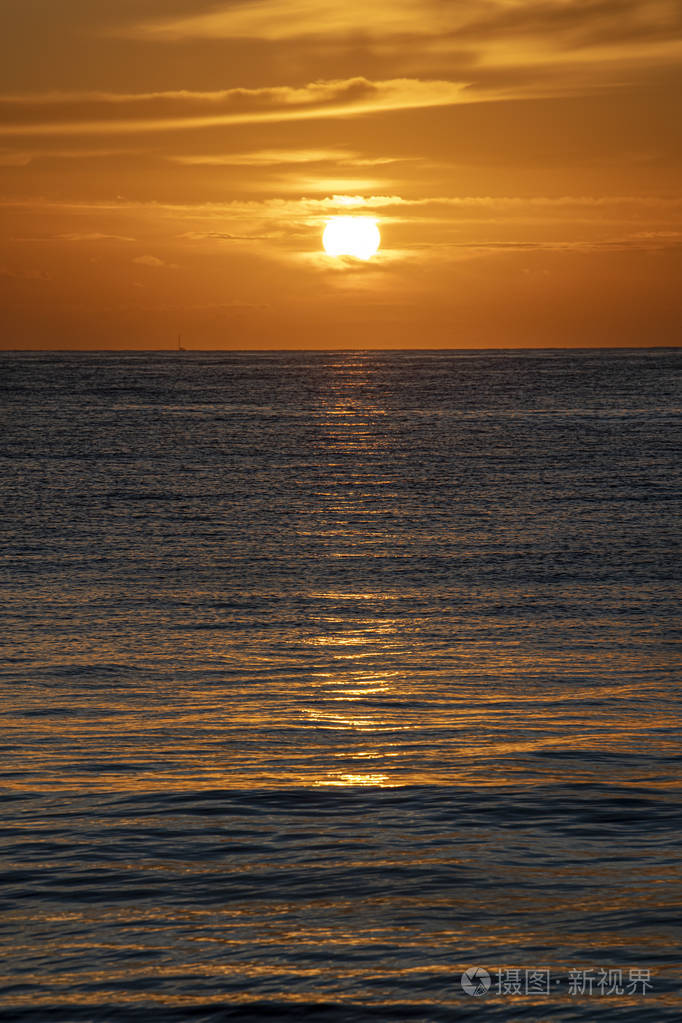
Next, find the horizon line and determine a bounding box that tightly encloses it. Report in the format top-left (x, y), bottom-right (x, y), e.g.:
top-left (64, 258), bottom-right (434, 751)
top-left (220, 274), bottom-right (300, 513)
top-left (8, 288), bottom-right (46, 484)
top-left (2, 344), bottom-right (681, 354)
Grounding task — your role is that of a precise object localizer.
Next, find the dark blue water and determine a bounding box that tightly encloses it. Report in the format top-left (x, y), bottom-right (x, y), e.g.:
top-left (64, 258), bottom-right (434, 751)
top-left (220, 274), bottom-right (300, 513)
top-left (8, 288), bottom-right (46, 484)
top-left (1, 349), bottom-right (680, 1020)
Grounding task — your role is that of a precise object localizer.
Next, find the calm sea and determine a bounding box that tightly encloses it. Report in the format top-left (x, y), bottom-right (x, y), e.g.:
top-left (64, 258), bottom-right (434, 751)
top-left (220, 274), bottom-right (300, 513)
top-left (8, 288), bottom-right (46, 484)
top-left (1, 349), bottom-right (680, 1021)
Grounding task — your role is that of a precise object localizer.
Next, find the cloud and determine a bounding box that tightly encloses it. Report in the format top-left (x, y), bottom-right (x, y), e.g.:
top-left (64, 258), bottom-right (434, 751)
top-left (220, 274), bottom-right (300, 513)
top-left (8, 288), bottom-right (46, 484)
top-left (169, 147), bottom-right (412, 168)
top-left (178, 231), bottom-right (279, 240)
top-left (106, 1), bottom-right (682, 122)
top-left (124, 0), bottom-right (682, 51)
top-left (0, 145), bottom-right (140, 164)
top-left (422, 237), bottom-right (682, 254)
top-left (5, 192), bottom-right (679, 274)
top-left (11, 232), bottom-right (137, 242)
top-left (122, 0), bottom-right (682, 78)
top-left (60, 232), bottom-right (136, 242)
top-left (171, 148), bottom-right (353, 166)
top-left (0, 266), bottom-right (51, 280)
top-left (132, 254), bottom-right (179, 268)
top-left (0, 150), bottom-right (32, 166)
top-left (0, 79), bottom-right (498, 137)
top-left (5, 193), bottom-right (682, 216)
top-left (125, 0), bottom-right (450, 42)
top-left (448, 0), bottom-right (682, 50)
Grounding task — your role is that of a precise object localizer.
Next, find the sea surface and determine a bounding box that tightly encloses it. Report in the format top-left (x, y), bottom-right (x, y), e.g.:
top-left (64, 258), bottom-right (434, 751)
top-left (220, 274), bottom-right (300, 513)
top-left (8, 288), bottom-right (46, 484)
top-left (0, 348), bottom-right (680, 1022)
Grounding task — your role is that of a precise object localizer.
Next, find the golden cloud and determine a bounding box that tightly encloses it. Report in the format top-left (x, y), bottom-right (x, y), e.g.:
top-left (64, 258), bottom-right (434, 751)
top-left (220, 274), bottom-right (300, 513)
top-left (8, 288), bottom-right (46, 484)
top-left (0, 79), bottom-right (475, 137)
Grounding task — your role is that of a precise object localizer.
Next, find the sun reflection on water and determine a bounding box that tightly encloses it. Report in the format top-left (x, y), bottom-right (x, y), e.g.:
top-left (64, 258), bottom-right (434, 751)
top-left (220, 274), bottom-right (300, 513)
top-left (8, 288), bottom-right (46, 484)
top-left (313, 773), bottom-right (393, 787)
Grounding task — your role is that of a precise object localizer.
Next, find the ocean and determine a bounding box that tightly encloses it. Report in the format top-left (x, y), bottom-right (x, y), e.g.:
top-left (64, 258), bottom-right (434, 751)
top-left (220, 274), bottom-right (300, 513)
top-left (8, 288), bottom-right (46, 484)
top-left (1, 348), bottom-right (680, 1021)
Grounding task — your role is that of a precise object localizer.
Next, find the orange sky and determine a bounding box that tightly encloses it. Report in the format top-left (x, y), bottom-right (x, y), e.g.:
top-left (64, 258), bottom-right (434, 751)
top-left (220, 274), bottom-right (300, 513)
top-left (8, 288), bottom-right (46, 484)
top-left (1, 0), bottom-right (681, 348)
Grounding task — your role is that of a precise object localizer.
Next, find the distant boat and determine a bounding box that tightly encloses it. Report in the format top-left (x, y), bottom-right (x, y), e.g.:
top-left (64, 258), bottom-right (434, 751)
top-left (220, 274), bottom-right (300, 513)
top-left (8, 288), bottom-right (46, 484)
top-left (177, 333), bottom-right (185, 352)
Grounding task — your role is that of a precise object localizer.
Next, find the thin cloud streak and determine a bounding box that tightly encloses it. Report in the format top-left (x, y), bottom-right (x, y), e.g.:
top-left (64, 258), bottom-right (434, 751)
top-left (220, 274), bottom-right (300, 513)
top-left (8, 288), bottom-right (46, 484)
top-left (124, 0), bottom-right (454, 41)
top-left (62, 232), bottom-right (136, 242)
top-left (4, 194), bottom-right (682, 216)
top-left (125, 0), bottom-right (682, 52)
top-left (120, 0), bottom-right (682, 86)
top-left (0, 79), bottom-right (479, 137)
top-left (168, 148), bottom-right (406, 167)
top-left (5, 193), bottom-right (680, 263)
top-left (132, 254), bottom-right (179, 268)
top-left (171, 148), bottom-right (352, 166)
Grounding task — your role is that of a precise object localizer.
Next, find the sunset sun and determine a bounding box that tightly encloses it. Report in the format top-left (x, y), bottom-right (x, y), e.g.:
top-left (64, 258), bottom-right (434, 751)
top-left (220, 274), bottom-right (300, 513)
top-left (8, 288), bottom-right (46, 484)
top-left (322, 217), bottom-right (381, 260)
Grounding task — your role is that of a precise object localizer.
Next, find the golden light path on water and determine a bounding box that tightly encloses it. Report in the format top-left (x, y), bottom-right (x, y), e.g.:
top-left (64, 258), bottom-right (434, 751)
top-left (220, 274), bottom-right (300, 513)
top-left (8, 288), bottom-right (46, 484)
top-left (3, 353), bottom-right (678, 795)
top-left (2, 350), bottom-right (680, 1018)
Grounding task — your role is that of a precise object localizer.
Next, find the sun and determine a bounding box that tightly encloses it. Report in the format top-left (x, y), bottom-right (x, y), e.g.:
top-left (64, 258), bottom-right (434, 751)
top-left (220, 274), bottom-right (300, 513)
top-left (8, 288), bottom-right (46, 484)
top-left (322, 217), bottom-right (381, 260)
